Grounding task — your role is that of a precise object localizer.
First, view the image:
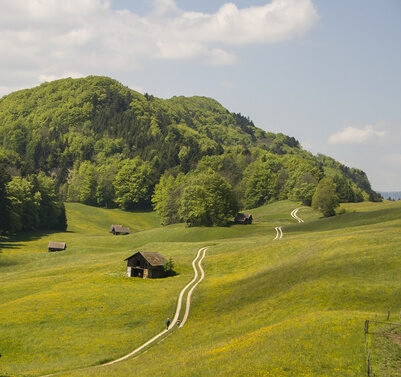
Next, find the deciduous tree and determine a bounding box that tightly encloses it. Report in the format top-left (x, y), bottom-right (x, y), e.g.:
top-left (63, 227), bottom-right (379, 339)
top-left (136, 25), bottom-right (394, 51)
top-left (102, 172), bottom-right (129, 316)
top-left (152, 173), bottom-right (184, 225)
top-left (113, 157), bottom-right (154, 210)
top-left (312, 177), bottom-right (339, 217)
top-left (178, 169), bottom-right (239, 227)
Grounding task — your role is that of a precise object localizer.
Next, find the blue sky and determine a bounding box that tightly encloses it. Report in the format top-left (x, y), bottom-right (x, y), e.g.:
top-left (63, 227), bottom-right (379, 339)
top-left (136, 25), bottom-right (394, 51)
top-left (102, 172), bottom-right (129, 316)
top-left (1, 0), bottom-right (400, 191)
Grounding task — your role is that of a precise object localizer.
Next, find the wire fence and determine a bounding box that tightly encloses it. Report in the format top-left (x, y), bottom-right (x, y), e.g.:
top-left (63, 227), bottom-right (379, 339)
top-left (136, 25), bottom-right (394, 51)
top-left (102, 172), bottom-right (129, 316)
top-left (364, 311), bottom-right (401, 377)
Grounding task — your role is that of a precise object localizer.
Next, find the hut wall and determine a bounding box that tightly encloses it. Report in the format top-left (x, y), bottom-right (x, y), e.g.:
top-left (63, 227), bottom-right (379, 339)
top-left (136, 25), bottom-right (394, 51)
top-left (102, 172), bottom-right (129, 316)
top-left (125, 253), bottom-right (166, 278)
top-left (149, 267), bottom-right (165, 278)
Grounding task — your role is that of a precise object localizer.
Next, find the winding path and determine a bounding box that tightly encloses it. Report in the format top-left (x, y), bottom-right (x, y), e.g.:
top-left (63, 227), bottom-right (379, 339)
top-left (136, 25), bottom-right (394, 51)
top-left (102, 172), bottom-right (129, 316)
top-left (274, 207), bottom-right (305, 240)
top-left (179, 247), bottom-right (207, 328)
top-left (273, 226), bottom-right (283, 240)
top-left (40, 247), bottom-right (207, 376)
top-left (104, 247), bottom-right (207, 365)
top-left (291, 208), bottom-right (305, 223)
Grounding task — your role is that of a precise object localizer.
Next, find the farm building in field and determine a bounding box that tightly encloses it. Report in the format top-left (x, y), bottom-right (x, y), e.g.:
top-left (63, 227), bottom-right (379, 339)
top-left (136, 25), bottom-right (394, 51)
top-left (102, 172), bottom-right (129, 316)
top-left (109, 224), bottom-right (130, 235)
top-left (234, 213), bottom-right (253, 225)
top-left (125, 251), bottom-right (166, 278)
top-left (48, 242), bottom-right (66, 252)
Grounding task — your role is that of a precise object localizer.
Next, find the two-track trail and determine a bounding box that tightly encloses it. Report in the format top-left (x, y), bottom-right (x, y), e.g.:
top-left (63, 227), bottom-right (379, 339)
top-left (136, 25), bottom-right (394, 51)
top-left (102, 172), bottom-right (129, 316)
top-left (104, 247), bottom-right (207, 365)
top-left (273, 226), bottom-right (283, 240)
top-left (290, 208), bottom-right (304, 223)
top-left (174, 247), bottom-right (207, 328)
top-left (273, 207), bottom-right (305, 240)
top-left (40, 247), bottom-right (207, 377)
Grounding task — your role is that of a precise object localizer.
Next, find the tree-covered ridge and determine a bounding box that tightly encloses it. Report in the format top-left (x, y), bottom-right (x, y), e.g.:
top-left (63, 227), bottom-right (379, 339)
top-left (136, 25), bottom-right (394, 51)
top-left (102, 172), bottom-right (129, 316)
top-left (0, 75), bottom-right (381, 232)
top-left (0, 76), bottom-right (301, 175)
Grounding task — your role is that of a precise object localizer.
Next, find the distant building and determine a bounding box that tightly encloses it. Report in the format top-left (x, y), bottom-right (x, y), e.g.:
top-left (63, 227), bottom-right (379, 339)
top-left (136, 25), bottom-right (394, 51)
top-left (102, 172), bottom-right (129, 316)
top-left (109, 224), bottom-right (130, 235)
top-left (125, 251), bottom-right (166, 278)
top-left (48, 242), bottom-right (66, 252)
top-left (234, 213), bottom-right (253, 225)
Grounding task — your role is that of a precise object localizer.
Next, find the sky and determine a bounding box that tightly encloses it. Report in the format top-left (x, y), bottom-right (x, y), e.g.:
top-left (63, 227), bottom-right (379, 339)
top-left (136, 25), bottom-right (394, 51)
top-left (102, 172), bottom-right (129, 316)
top-left (1, 0), bottom-right (400, 192)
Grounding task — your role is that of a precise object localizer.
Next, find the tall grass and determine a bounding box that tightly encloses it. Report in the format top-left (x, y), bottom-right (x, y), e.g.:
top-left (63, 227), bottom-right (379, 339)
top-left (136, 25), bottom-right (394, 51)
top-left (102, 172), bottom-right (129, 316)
top-left (0, 200), bottom-right (400, 376)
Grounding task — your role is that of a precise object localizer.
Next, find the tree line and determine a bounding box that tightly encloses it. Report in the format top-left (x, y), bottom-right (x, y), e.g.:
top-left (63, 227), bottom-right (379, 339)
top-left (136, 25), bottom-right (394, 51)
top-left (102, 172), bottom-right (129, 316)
top-left (0, 76), bottom-right (381, 233)
top-left (0, 161), bottom-right (67, 234)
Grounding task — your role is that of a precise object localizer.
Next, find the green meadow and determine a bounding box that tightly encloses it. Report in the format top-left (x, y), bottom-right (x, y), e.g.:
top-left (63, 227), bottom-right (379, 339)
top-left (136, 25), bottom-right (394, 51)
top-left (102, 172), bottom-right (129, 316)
top-left (1, 200), bottom-right (401, 377)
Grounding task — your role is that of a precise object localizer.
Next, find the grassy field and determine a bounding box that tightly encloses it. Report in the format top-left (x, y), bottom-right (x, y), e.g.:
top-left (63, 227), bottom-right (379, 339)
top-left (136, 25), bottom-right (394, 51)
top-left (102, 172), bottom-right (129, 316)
top-left (1, 200), bottom-right (401, 376)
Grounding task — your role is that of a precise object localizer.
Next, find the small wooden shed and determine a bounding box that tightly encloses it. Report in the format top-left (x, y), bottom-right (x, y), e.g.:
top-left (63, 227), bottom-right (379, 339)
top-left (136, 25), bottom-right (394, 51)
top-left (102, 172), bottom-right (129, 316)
top-left (234, 213), bottom-right (253, 225)
top-left (48, 242), bottom-right (66, 252)
top-left (109, 224), bottom-right (130, 235)
top-left (125, 251), bottom-right (166, 278)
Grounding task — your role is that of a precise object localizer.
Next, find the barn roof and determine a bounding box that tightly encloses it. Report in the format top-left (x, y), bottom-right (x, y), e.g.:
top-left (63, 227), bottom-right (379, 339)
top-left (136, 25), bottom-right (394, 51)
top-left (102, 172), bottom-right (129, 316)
top-left (109, 224), bottom-right (130, 234)
top-left (125, 251), bottom-right (166, 266)
top-left (48, 242), bottom-right (66, 250)
top-left (109, 224), bottom-right (122, 232)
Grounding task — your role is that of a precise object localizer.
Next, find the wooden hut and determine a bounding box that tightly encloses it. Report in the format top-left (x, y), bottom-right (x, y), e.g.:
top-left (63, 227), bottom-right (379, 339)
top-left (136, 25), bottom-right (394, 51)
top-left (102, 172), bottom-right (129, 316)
top-left (234, 213), bottom-right (253, 225)
top-left (48, 242), bottom-right (66, 252)
top-left (109, 224), bottom-right (130, 235)
top-left (124, 251), bottom-right (166, 278)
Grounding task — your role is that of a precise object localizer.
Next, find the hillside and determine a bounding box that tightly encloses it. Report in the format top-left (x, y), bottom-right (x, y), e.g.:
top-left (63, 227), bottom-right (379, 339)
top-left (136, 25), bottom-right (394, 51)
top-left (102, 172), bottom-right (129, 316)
top-left (0, 76), bottom-right (380, 226)
top-left (1, 200), bottom-right (400, 376)
top-left (0, 76), bottom-right (291, 175)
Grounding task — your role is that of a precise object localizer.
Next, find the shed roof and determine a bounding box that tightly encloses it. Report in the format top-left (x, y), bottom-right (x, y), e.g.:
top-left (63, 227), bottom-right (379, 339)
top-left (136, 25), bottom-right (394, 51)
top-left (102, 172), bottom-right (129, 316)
top-left (48, 242), bottom-right (66, 250)
top-left (109, 224), bottom-right (122, 232)
top-left (109, 225), bottom-right (130, 234)
top-left (125, 251), bottom-right (166, 266)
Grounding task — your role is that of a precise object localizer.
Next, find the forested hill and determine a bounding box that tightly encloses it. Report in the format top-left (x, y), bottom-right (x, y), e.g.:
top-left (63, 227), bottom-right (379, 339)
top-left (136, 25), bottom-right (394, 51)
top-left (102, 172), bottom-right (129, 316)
top-left (0, 76), bottom-right (296, 174)
top-left (0, 76), bottom-right (380, 231)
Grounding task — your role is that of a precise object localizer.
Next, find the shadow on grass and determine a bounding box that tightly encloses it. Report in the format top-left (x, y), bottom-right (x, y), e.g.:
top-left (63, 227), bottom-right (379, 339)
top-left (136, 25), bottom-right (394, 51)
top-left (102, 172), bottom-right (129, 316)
top-left (0, 230), bottom-right (74, 251)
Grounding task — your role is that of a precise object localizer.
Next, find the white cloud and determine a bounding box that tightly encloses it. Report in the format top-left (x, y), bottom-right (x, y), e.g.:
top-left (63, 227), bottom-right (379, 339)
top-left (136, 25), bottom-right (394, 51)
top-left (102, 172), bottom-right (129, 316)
top-left (328, 124), bottom-right (387, 145)
top-left (151, 0), bottom-right (180, 16)
top-left (199, 0), bottom-right (318, 45)
top-left (0, 0), bottom-right (318, 96)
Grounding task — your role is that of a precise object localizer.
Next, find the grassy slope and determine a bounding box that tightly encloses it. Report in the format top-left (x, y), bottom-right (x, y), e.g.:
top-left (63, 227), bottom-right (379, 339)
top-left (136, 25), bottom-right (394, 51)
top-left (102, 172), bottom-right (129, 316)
top-left (0, 200), bottom-right (400, 377)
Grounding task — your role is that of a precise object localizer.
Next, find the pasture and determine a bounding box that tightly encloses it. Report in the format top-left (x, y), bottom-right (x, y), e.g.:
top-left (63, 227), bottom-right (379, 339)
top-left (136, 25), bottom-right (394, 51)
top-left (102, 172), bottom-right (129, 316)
top-left (1, 200), bottom-right (401, 376)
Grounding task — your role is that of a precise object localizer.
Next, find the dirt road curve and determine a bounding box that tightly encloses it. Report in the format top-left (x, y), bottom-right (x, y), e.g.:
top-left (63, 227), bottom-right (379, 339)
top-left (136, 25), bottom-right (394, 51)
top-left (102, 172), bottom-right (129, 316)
top-left (40, 247), bottom-right (207, 376)
top-left (291, 208), bottom-right (304, 223)
top-left (104, 247), bottom-right (207, 365)
top-left (273, 226), bottom-right (283, 240)
top-left (274, 208), bottom-right (305, 240)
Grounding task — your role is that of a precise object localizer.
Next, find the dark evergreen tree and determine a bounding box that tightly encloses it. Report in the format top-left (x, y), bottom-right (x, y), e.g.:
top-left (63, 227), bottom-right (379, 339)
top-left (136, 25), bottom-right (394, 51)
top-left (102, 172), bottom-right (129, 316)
top-left (312, 177), bottom-right (339, 217)
top-left (56, 202), bottom-right (68, 231)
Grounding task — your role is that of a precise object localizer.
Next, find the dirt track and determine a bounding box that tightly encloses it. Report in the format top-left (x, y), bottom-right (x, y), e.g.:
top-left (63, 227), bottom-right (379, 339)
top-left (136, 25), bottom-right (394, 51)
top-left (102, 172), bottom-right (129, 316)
top-left (40, 247), bottom-right (207, 376)
top-left (274, 207), bottom-right (305, 240)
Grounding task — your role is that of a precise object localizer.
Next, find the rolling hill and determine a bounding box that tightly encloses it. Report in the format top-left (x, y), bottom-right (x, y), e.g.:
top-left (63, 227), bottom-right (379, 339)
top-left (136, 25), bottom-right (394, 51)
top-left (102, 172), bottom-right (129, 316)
top-left (1, 200), bottom-right (400, 376)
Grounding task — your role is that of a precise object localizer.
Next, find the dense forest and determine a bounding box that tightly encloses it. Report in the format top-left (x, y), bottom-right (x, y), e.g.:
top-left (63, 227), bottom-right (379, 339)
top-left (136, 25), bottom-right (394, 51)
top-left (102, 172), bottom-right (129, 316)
top-left (0, 76), bottom-right (381, 233)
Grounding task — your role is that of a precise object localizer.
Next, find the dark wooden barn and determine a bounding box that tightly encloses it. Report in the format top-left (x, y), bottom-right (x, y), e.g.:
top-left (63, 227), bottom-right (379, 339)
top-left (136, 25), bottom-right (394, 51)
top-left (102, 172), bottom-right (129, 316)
top-left (125, 251), bottom-right (166, 278)
top-left (48, 242), bottom-right (66, 252)
top-left (234, 213), bottom-right (253, 224)
top-left (109, 224), bottom-right (130, 235)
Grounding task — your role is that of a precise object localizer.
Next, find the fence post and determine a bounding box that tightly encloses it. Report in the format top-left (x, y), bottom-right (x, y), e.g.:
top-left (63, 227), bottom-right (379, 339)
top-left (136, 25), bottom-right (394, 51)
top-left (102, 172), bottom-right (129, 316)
top-left (387, 311), bottom-right (390, 320)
